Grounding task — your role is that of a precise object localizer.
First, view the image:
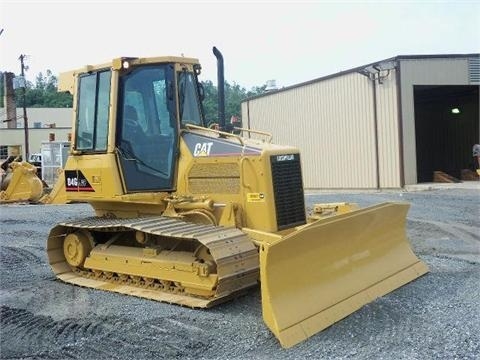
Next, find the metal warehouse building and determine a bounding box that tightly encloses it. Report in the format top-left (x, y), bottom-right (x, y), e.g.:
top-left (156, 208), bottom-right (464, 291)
top-left (241, 54), bottom-right (480, 189)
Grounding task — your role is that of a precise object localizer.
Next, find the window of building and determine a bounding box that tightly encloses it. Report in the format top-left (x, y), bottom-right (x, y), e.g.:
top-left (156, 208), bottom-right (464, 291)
top-left (0, 146), bottom-right (8, 160)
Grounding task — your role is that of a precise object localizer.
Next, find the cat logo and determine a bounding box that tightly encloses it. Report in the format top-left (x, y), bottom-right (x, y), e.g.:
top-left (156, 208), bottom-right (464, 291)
top-left (193, 142), bottom-right (213, 157)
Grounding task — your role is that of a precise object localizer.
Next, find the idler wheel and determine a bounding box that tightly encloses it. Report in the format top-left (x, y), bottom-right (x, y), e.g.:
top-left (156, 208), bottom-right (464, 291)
top-left (63, 231), bottom-right (93, 268)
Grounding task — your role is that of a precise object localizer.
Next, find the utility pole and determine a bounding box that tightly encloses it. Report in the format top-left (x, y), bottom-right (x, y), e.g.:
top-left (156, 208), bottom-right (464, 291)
top-left (19, 54), bottom-right (29, 160)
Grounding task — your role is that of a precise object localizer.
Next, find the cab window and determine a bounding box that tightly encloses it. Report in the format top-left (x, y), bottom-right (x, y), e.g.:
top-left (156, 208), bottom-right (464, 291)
top-left (76, 71), bottom-right (111, 151)
top-left (178, 71), bottom-right (202, 126)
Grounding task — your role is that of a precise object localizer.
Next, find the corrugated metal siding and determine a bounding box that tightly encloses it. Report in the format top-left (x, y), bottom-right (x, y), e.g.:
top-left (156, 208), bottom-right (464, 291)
top-left (400, 58), bottom-right (470, 185)
top-left (242, 72), bottom-right (381, 188)
top-left (401, 58), bottom-right (469, 85)
top-left (376, 70), bottom-right (401, 188)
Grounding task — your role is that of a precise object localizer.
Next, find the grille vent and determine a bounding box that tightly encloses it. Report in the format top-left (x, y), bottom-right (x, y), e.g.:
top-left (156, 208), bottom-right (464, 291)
top-left (188, 163), bottom-right (240, 194)
top-left (469, 57), bottom-right (480, 84)
top-left (270, 154), bottom-right (306, 230)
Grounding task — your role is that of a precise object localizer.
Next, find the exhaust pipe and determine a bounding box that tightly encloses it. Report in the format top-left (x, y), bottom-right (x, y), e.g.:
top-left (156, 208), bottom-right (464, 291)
top-left (212, 46), bottom-right (226, 130)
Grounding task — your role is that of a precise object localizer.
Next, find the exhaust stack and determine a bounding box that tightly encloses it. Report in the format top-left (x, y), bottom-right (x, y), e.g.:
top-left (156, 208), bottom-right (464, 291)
top-left (212, 47), bottom-right (226, 130)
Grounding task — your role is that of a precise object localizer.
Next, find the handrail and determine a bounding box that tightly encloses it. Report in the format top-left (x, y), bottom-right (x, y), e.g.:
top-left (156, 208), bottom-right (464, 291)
top-left (233, 127), bottom-right (273, 143)
top-left (184, 124), bottom-right (244, 147)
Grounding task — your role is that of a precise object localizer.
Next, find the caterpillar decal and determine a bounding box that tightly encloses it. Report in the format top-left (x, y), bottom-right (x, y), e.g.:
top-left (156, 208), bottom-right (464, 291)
top-left (183, 132), bottom-right (262, 157)
top-left (65, 170), bottom-right (94, 192)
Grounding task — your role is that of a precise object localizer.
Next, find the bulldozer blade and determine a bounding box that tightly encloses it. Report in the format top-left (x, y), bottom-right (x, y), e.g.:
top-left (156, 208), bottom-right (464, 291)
top-left (259, 202), bottom-right (428, 348)
top-left (39, 171), bottom-right (67, 204)
top-left (0, 162), bottom-right (44, 203)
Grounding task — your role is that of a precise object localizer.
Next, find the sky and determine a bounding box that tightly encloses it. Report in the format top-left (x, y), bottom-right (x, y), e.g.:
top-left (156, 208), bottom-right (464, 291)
top-left (0, 0), bottom-right (479, 90)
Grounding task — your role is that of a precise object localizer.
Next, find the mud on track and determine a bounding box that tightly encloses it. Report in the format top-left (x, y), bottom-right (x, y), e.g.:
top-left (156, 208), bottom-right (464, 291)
top-left (1, 188), bottom-right (479, 359)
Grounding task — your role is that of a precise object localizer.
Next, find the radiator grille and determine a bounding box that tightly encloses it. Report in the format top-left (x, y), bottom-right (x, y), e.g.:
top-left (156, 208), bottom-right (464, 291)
top-left (270, 154), bottom-right (306, 230)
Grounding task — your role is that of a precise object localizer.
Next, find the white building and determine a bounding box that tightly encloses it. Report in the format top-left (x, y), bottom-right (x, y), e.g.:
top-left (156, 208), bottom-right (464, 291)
top-left (0, 107), bottom-right (72, 158)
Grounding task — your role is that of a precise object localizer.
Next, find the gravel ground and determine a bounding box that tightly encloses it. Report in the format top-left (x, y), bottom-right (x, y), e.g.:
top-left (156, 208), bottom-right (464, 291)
top-left (0, 188), bottom-right (479, 359)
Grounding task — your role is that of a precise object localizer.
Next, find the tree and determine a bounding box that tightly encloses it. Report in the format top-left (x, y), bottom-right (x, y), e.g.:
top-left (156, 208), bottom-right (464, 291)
top-left (3, 69), bottom-right (266, 115)
top-left (201, 80), bottom-right (218, 125)
top-left (201, 80), bottom-right (266, 126)
top-left (247, 85), bottom-right (267, 98)
top-left (35, 72), bottom-right (46, 90)
top-left (11, 70), bottom-right (72, 108)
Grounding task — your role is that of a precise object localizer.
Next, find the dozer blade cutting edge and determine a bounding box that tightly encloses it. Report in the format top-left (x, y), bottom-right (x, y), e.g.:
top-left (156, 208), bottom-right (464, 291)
top-left (259, 202), bottom-right (428, 348)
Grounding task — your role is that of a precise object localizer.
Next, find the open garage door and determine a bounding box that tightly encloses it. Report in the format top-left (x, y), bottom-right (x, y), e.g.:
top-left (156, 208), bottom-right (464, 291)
top-left (414, 85), bottom-right (479, 182)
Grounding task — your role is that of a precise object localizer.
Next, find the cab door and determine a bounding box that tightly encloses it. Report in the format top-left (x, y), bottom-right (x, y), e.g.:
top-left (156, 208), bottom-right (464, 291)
top-left (116, 65), bottom-right (178, 192)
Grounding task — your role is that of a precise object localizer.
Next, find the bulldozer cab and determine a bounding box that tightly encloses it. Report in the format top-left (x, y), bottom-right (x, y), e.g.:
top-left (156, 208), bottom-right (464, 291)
top-left (66, 57), bottom-right (205, 194)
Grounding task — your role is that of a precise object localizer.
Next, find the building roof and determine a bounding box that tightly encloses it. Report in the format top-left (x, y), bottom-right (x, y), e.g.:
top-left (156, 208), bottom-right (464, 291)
top-left (243, 53), bottom-right (480, 102)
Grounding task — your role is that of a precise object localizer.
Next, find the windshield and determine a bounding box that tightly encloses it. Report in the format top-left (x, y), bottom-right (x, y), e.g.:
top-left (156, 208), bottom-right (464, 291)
top-left (178, 71), bottom-right (203, 127)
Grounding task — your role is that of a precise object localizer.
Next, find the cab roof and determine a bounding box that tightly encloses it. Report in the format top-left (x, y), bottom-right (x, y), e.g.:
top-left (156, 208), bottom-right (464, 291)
top-left (58, 55), bottom-right (200, 92)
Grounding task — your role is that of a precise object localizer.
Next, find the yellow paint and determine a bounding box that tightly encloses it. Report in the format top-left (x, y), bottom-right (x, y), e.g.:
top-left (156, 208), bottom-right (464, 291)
top-left (0, 162), bottom-right (44, 203)
top-left (260, 202), bottom-right (428, 348)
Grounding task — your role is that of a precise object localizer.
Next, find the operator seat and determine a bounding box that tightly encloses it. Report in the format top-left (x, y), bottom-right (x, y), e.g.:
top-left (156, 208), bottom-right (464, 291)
top-left (123, 106), bottom-right (144, 140)
top-left (124, 105), bottom-right (137, 118)
top-left (121, 105), bottom-right (148, 157)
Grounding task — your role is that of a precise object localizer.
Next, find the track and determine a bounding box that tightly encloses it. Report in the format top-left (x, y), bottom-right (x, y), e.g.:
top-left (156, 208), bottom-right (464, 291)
top-left (47, 216), bottom-right (260, 308)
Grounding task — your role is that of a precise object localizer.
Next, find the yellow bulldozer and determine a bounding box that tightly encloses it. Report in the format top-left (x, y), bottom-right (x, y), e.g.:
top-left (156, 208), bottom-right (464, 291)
top-left (0, 156), bottom-right (67, 204)
top-left (46, 47), bottom-right (428, 348)
top-left (0, 156), bottom-right (44, 203)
